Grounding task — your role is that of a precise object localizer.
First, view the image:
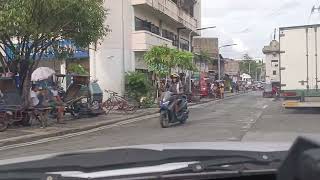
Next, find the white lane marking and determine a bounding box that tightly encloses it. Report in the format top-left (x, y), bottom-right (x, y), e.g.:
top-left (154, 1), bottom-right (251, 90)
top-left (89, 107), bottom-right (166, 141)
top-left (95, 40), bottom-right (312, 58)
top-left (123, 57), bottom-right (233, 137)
top-left (0, 114), bottom-right (159, 151)
top-left (263, 105), bottom-right (268, 109)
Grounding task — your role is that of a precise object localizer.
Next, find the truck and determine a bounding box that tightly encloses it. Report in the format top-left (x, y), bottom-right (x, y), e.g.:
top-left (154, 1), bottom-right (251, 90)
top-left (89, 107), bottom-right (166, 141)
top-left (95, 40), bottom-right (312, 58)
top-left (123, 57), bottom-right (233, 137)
top-left (280, 24), bottom-right (320, 108)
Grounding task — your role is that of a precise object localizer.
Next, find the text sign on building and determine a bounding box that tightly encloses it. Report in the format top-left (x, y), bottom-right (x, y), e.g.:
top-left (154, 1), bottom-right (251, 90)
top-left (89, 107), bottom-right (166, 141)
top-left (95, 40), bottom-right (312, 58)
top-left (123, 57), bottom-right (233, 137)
top-left (5, 39), bottom-right (89, 60)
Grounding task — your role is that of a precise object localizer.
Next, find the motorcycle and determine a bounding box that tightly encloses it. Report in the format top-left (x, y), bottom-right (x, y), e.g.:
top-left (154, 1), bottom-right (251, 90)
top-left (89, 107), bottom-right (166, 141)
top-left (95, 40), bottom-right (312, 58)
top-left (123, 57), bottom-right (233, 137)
top-left (159, 91), bottom-right (189, 128)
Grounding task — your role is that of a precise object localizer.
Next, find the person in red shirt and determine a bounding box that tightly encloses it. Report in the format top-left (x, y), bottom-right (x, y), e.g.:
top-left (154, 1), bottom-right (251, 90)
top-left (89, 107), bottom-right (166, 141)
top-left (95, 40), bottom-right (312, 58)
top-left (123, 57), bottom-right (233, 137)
top-left (272, 86), bottom-right (279, 99)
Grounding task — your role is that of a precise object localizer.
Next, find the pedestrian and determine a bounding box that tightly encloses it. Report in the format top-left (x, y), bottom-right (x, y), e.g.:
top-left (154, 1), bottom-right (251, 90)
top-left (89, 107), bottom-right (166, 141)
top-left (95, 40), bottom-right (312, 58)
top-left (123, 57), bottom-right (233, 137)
top-left (220, 83), bottom-right (225, 99)
top-left (272, 85), bottom-right (280, 101)
top-left (30, 84), bottom-right (48, 108)
top-left (30, 84), bottom-right (49, 128)
top-left (214, 82), bottom-right (219, 99)
top-left (49, 86), bottom-right (65, 124)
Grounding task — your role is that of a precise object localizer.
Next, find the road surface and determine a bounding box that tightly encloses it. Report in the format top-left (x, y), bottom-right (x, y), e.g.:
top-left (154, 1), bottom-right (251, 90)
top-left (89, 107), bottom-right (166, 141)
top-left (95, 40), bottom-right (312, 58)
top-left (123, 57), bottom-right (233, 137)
top-left (0, 92), bottom-right (320, 160)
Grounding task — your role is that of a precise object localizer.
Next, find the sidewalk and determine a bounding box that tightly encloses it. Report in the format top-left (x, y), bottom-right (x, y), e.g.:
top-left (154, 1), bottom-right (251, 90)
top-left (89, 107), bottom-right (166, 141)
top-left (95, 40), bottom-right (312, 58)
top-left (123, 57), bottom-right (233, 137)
top-left (0, 91), bottom-right (244, 147)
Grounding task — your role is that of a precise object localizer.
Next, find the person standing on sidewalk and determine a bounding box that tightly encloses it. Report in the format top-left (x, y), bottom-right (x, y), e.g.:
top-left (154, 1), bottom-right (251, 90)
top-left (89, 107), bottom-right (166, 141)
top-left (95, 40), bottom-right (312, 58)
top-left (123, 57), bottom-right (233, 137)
top-left (49, 86), bottom-right (65, 124)
top-left (30, 85), bottom-right (50, 128)
top-left (220, 83), bottom-right (225, 99)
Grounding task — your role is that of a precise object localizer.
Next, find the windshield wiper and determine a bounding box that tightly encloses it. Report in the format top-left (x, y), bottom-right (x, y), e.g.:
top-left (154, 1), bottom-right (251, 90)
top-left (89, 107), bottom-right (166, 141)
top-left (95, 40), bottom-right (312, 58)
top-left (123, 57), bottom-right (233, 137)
top-left (160, 155), bottom-right (281, 176)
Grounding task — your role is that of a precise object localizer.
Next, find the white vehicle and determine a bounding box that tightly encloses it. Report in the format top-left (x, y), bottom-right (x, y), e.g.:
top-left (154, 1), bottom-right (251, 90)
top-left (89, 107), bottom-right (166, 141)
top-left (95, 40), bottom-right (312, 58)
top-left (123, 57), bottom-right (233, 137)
top-left (280, 24), bottom-right (320, 108)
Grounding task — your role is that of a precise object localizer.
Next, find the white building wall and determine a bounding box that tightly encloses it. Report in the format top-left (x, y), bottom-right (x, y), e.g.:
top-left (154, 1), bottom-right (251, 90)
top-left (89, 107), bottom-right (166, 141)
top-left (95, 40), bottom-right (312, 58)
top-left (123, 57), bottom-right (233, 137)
top-left (194, 0), bottom-right (201, 28)
top-left (91, 0), bottom-right (201, 95)
top-left (265, 53), bottom-right (280, 83)
top-left (90, 0), bottom-right (134, 96)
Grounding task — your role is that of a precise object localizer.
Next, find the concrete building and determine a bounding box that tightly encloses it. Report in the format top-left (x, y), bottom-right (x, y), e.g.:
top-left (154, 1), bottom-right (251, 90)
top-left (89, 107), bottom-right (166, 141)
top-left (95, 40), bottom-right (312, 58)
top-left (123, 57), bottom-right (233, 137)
top-left (262, 40), bottom-right (280, 83)
top-left (90, 0), bottom-right (201, 95)
top-left (224, 58), bottom-right (240, 82)
top-left (192, 37), bottom-right (219, 73)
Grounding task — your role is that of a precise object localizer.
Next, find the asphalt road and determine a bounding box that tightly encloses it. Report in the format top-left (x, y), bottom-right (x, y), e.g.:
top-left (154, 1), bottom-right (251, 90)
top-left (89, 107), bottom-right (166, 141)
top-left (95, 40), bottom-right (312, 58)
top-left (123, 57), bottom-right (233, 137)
top-left (1, 92), bottom-right (320, 160)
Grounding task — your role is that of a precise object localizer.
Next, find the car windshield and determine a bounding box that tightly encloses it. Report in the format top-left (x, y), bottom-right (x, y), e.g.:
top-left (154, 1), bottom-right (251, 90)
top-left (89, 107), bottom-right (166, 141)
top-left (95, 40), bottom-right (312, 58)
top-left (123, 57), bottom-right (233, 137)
top-left (1, 0), bottom-right (320, 179)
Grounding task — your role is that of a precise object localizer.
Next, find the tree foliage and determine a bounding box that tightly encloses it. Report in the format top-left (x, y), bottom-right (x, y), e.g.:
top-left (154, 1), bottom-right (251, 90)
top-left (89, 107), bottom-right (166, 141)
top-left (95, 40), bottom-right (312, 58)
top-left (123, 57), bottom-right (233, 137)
top-left (143, 46), bottom-right (172, 77)
top-left (194, 50), bottom-right (211, 62)
top-left (239, 53), bottom-right (264, 80)
top-left (125, 71), bottom-right (153, 103)
top-left (173, 49), bottom-right (196, 71)
top-left (143, 46), bottom-right (196, 77)
top-left (68, 64), bottom-right (89, 75)
top-left (0, 0), bottom-right (108, 103)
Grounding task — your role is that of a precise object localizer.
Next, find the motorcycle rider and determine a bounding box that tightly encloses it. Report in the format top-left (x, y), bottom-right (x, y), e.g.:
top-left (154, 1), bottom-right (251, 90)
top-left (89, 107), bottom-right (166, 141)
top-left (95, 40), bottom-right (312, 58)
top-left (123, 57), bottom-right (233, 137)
top-left (167, 73), bottom-right (184, 112)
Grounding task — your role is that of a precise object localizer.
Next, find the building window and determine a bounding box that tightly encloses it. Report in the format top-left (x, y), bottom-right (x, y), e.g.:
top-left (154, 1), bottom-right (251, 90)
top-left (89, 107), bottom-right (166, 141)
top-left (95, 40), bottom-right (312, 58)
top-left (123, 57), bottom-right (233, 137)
top-left (180, 1), bottom-right (195, 17)
top-left (273, 71), bottom-right (277, 75)
top-left (135, 17), bottom-right (160, 35)
top-left (180, 38), bottom-right (189, 51)
top-left (271, 60), bottom-right (278, 67)
top-left (162, 29), bottom-right (178, 47)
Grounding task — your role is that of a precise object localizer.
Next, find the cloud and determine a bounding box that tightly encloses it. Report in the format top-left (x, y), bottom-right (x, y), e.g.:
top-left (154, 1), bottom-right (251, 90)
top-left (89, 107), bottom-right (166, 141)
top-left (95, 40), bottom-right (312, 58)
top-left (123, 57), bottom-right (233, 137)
top-left (202, 0), bottom-right (316, 58)
top-left (231, 38), bottom-right (249, 53)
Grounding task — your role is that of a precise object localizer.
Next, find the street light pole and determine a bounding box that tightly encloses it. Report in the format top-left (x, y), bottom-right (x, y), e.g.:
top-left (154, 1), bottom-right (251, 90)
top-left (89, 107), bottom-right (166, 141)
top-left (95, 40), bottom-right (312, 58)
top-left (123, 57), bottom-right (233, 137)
top-left (218, 44), bottom-right (237, 80)
top-left (185, 26), bottom-right (216, 94)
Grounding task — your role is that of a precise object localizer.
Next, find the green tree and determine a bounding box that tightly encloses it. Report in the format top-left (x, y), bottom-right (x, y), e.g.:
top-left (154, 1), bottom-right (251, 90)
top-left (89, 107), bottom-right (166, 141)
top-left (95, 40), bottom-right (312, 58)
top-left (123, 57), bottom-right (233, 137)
top-left (68, 64), bottom-right (89, 75)
top-left (143, 46), bottom-right (172, 77)
top-left (144, 46), bottom-right (196, 77)
top-left (0, 0), bottom-right (108, 104)
top-left (173, 49), bottom-right (196, 72)
top-left (125, 71), bottom-right (153, 105)
top-left (239, 53), bottom-right (260, 79)
top-left (194, 50), bottom-right (214, 71)
top-left (144, 46), bottom-right (196, 98)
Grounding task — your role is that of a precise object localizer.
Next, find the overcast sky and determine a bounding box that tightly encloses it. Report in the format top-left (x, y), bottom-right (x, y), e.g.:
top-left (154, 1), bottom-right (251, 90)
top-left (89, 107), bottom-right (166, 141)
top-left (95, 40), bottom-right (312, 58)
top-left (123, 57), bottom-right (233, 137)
top-left (201, 0), bottom-right (320, 59)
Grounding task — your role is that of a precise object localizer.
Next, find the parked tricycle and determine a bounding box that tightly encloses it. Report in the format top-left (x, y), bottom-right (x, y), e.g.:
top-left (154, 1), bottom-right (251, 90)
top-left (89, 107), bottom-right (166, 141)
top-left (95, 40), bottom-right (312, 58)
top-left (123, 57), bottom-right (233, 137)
top-left (55, 74), bottom-right (104, 118)
top-left (0, 77), bottom-right (31, 131)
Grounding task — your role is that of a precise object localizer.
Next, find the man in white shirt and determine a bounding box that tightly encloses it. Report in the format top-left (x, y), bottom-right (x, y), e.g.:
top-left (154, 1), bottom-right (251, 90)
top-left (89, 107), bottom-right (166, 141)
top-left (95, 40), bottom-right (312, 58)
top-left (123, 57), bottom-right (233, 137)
top-left (30, 85), bottom-right (40, 107)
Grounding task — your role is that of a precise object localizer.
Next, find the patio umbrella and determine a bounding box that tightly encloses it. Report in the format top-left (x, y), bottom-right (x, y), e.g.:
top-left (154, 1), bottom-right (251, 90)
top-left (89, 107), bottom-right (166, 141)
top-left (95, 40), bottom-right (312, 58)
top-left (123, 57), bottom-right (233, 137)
top-left (31, 67), bottom-right (56, 81)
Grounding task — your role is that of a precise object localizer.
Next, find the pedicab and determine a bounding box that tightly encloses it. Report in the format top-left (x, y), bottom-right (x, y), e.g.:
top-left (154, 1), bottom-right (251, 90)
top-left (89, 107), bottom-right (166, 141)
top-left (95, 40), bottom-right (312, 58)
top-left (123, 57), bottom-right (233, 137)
top-left (55, 74), bottom-right (104, 118)
top-left (0, 77), bottom-right (31, 131)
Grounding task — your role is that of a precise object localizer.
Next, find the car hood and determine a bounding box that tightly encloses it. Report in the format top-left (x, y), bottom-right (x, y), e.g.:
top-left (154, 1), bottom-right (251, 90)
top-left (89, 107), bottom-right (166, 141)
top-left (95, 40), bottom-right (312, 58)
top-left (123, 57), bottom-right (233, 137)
top-left (0, 141), bottom-right (292, 166)
top-left (0, 142), bottom-right (292, 179)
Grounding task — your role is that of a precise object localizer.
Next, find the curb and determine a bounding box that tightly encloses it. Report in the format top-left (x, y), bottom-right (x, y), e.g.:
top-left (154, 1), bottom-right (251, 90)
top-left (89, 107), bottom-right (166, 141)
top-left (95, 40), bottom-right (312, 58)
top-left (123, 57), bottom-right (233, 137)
top-left (0, 92), bottom-right (248, 148)
top-left (0, 110), bottom-right (158, 147)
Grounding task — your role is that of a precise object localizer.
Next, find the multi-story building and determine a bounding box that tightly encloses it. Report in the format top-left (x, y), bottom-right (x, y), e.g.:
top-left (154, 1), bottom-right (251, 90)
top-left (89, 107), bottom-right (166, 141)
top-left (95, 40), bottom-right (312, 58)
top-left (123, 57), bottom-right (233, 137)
top-left (90, 0), bottom-right (201, 95)
top-left (224, 58), bottom-right (240, 82)
top-left (192, 37), bottom-right (219, 73)
top-left (262, 40), bottom-right (280, 83)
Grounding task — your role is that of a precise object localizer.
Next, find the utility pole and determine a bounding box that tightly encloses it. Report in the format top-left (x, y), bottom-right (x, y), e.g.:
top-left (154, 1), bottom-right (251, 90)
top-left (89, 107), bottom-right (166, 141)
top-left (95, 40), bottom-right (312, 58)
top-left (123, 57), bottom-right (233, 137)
top-left (218, 44), bottom-right (237, 80)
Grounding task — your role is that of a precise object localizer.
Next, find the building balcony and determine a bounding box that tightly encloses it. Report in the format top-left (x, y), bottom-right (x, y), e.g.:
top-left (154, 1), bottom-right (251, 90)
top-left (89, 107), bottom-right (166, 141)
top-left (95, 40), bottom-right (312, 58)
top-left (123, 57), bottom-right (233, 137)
top-left (132, 0), bottom-right (198, 32)
top-left (132, 30), bottom-right (173, 51)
